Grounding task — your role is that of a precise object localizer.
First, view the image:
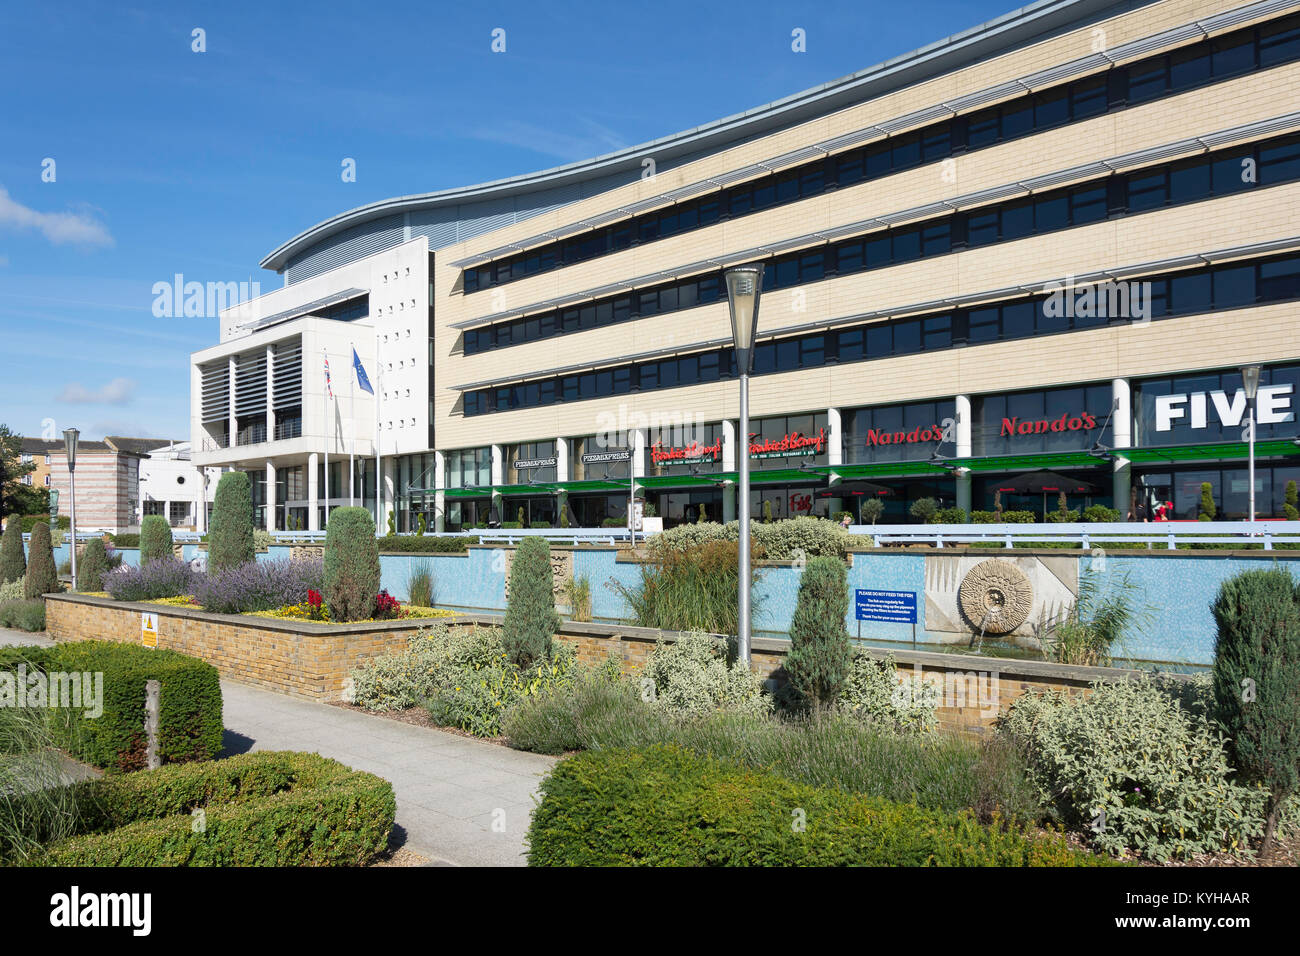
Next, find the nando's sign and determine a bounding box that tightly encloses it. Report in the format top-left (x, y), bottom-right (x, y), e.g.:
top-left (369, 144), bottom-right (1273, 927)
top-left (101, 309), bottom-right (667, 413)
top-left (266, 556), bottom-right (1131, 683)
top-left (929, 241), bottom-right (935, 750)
top-left (864, 410), bottom-right (1100, 449)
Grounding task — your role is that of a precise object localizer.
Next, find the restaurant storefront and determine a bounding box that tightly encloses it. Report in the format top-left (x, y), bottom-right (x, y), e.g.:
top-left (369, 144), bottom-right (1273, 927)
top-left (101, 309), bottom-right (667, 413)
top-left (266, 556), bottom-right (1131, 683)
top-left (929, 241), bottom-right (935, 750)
top-left (643, 422), bottom-right (726, 526)
top-left (1131, 363), bottom-right (1300, 519)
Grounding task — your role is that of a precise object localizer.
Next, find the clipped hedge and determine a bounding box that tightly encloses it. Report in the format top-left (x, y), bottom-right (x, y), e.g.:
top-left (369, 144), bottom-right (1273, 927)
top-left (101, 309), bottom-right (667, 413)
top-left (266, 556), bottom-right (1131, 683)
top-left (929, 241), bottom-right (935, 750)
top-left (27, 752), bottom-right (395, 866)
top-left (377, 535), bottom-right (477, 553)
top-left (0, 640), bottom-right (222, 771)
top-left (526, 745), bottom-right (1109, 867)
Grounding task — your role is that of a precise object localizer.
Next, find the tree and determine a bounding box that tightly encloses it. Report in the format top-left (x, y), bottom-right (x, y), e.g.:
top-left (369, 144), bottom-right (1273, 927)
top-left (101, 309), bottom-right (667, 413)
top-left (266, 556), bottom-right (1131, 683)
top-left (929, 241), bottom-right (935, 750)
top-left (762, 500), bottom-right (774, 523)
top-left (24, 522), bottom-right (58, 598)
top-left (323, 506), bottom-right (380, 622)
top-left (0, 516), bottom-right (26, 583)
top-left (909, 497), bottom-right (938, 524)
top-left (861, 498), bottom-right (884, 526)
top-left (1198, 482), bottom-right (1216, 522)
top-left (208, 471), bottom-right (254, 571)
top-left (1210, 569), bottom-right (1300, 855)
top-left (139, 514), bottom-right (174, 565)
top-left (783, 556), bottom-right (851, 710)
top-left (1283, 480), bottom-right (1298, 521)
top-left (0, 425), bottom-right (36, 524)
top-left (76, 537), bottom-right (110, 592)
top-left (502, 536), bottom-right (559, 668)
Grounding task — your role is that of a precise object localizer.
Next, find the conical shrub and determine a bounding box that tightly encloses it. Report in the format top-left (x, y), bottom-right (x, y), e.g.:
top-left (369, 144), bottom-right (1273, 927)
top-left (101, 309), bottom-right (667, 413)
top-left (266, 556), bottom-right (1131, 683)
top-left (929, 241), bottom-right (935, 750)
top-left (502, 536), bottom-right (559, 668)
top-left (0, 518), bottom-right (25, 584)
top-left (784, 556), bottom-right (851, 710)
top-left (76, 537), bottom-right (111, 591)
top-left (1211, 568), bottom-right (1300, 853)
top-left (208, 471), bottom-right (254, 572)
top-left (323, 506), bottom-right (380, 622)
top-left (23, 522), bottom-right (58, 598)
top-left (140, 514), bottom-right (174, 565)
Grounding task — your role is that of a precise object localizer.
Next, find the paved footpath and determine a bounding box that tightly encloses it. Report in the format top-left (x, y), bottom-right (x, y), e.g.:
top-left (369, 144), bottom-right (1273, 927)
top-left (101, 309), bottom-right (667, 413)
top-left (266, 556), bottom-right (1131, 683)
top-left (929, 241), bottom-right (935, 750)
top-left (1, 628), bottom-right (556, 866)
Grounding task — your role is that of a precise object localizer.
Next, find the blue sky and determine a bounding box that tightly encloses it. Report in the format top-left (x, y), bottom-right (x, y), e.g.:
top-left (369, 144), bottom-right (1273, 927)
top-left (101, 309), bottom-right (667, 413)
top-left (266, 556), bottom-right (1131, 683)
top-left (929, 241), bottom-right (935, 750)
top-left (0, 0), bottom-right (1010, 441)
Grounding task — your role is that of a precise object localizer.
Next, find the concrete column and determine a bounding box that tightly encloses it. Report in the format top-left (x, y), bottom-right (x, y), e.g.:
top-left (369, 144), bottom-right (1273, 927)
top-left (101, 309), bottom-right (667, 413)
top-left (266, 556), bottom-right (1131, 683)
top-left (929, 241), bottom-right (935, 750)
top-left (227, 354), bottom-right (237, 448)
top-left (433, 450), bottom-right (446, 532)
top-left (555, 437), bottom-right (569, 482)
top-left (826, 406), bottom-right (844, 517)
top-left (490, 444), bottom-right (503, 520)
top-left (631, 429), bottom-right (647, 479)
top-left (1112, 378), bottom-right (1133, 515)
top-left (954, 394), bottom-right (973, 514)
top-left (265, 460), bottom-right (276, 531)
top-left (265, 344), bottom-right (275, 443)
top-left (307, 453), bottom-right (320, 531)
top-left (722, 420), bottom-right (737, 471)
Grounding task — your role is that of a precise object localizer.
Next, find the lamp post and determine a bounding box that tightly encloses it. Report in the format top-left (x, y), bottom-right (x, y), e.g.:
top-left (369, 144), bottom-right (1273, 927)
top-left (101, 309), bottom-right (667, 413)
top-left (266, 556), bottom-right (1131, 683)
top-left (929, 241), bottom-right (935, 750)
top-left (725, 264), bottom-right (764, 665)
top-left (64, 428), bottom-right (80, 591)
top-left (1241, 365), bottom-right (1261, 523)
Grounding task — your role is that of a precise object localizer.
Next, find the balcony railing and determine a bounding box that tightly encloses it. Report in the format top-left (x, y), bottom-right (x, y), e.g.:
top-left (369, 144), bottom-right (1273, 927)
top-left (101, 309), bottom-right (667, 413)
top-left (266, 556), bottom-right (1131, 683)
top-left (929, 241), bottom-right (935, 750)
top-left (236, 424), bottom-right (267, 446)
top-left (274, 418), bottom-right (303, 441)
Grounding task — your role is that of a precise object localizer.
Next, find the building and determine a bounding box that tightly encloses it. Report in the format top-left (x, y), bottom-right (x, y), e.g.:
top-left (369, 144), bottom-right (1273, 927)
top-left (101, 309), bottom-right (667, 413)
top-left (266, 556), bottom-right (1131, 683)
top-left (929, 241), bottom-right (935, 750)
top-left (135, 440), bottom-right (220, 531)
top-left (16, 438), bottom-right (54, 493)
top-left (193, 0), bottom-right (1300, 531)
top-left (34, 438), bottom-right (150, 534)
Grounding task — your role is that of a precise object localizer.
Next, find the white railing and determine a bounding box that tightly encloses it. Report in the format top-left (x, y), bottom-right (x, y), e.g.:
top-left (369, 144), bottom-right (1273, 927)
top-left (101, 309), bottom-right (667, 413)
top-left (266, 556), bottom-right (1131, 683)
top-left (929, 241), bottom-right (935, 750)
top-left (855, 520), bottom-right (1300, 550)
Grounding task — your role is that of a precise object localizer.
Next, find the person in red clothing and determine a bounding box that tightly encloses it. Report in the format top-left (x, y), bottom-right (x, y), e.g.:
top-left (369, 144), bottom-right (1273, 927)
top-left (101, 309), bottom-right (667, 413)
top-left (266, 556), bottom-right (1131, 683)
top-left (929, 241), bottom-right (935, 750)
top-left (1153, 500), bottom-right (1173, 521)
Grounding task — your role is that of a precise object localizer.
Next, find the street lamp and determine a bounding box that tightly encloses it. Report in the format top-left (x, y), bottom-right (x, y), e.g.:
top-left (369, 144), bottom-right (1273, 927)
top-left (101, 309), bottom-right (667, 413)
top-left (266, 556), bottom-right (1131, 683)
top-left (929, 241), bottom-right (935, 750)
top-left (64, 427), bottom-right (79, 591)
top-left (725, 264), bottom-right (764, 665)
top-left (1241, 364), bottom-right (1262, 523)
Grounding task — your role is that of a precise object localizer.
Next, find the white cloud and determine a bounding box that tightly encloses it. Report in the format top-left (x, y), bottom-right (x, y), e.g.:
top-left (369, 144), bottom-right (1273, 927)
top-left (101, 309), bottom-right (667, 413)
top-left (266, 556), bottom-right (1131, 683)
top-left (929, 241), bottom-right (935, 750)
top-left (57, 377), bottom-right (136, 405)
top-left (0, 186), bottom-right (113, 247)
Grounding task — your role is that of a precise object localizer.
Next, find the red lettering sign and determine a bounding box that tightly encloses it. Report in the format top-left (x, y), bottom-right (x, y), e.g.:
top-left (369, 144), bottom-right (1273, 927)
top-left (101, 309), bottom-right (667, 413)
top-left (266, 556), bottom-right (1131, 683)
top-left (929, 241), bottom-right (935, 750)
top-left (650, 439), bottom-right (723, 465)
top-left (864, 424), bottom-right (942, 447)
top-left (749, 427), bottom-right (827, 459)
top-left (999, 411), bottom-right (1098, 438)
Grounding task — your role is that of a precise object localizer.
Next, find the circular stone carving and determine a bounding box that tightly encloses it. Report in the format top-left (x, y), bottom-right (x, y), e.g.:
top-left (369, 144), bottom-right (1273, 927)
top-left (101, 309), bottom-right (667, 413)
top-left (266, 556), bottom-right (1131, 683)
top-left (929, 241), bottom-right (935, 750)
top-left (958, 560), bottom-right (1033, 635)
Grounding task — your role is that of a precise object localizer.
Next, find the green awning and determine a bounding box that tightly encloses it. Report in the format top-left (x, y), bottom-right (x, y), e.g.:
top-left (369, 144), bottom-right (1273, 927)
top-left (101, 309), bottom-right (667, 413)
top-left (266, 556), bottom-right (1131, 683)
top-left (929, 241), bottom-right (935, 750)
top-left (552, 479), bottom-right (634, 494)
top-left (1123, 439), bottom-right (1300, 464)
top-left (806, 461), bottom-right (951, 479)
top-left (955, 450), bottom-right (1105, 472)
top-left (637, 473), bottom-right (731, 490)
top-left (442, 487), bottom-right (490, 499)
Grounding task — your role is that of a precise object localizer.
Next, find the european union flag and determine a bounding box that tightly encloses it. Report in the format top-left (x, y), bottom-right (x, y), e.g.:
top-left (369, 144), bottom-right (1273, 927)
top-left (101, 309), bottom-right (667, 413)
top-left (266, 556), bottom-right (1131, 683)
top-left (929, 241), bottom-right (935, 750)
top-left (352, 347), bottom-right (373, 394)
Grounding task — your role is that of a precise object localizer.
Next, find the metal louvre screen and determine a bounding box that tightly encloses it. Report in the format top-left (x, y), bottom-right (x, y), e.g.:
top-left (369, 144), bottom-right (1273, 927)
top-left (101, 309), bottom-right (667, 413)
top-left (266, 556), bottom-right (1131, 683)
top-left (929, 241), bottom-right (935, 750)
top-left (273, 338), bottom-right (302, 410)
top-left (200, 363), bottom-right (230, 423)
top-left (234, 351), bottom-right (267, 417)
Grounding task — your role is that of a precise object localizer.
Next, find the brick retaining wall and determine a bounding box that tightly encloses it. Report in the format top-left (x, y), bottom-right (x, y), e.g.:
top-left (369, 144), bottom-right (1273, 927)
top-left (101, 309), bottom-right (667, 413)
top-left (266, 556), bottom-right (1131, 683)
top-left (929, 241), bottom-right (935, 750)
top-left (43, 594), bottom-right (1183, 731)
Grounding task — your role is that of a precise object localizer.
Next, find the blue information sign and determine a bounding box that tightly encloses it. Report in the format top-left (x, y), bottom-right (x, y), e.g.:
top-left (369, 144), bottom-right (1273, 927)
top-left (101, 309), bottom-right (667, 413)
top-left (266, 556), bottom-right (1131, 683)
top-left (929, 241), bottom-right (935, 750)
top-left (855, 589), bottom-right (917, 624)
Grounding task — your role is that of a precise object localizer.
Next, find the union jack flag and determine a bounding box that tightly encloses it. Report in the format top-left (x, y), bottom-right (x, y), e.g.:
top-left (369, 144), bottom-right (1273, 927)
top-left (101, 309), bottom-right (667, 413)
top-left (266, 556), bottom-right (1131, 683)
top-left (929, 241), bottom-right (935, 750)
top-left (324, 354), bottom-right (334, 399)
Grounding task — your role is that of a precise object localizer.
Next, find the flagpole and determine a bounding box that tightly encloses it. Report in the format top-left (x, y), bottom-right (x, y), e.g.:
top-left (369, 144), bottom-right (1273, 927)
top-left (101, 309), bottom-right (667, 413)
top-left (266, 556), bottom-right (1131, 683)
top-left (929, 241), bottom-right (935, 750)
top-left (323, 348), bottom-right (330, 527)
top-left (349, 341), bottom-right (356, 508)
top-left (374, 331), bottom-right (382, 531)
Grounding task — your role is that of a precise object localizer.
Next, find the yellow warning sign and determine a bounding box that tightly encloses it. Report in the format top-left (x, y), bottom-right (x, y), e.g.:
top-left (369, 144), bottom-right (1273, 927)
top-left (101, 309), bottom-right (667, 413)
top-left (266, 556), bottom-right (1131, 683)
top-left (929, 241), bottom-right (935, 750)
top-left (141, 611), bottom-right (158, 649)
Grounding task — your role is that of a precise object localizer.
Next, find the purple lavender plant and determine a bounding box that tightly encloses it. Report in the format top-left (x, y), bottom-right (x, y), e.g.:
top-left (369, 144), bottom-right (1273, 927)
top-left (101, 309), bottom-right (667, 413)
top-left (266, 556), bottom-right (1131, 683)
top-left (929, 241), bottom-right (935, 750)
top-left (102, 558), bottom-right (196, 602)
top-left (191, 557), bottom-right (324, 614)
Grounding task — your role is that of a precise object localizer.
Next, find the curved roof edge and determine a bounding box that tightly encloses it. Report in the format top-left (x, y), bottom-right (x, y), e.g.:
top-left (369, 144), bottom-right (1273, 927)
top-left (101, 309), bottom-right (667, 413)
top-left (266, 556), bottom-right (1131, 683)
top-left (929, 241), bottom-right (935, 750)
top-left (260, 0), bottom-right (1146, 273)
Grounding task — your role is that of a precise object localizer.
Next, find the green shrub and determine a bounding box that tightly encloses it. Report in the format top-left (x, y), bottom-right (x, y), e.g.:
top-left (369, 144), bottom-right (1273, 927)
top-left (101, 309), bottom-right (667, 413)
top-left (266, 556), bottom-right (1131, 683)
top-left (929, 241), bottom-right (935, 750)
top-left (1001, 510), bottom-right (1036, 523)
top-left (110, 533), bottom-right (140, 548)
top-left (935, 506), bottom-right (967, 524)
top-left (23, 523), bottom-right (57, 599)
top-left (0, 519), bottom-right (25, 584)
top-left (18, 514), bottom-right (68, 533)
top-left (970, 510), bottom-right (997, 523)
top-left (139, 515), bottom-right (174, 565)
top-left (208, 471), bottom-right (254, 572)
top-left (1210, 568), bottom-right (1300, 853)
top-left (0, 599), bottom-right (45, 632)
top-left (376, 534), bottom-right (476, 553)
top-left (751, 516), bottom-right (847, 559)
top-left (526, 744), bottom-right (1107, 867)
top-left (407, 566), bottom-right (434, 607)
top-left (0, 703), bottom-right (83, 863)
top-left (28, 752), bottom-right (394, 866)
top-left (1198, 482), bottom-right (1217, 522)
top-left (423, 650), bottom-right (575, 738)
top-left (998, 677), bottom-right (1270, 861)
top-left (639, 633), bottom-right (769, 719)
top-left (783, 556), bottom-right (851, 711)
top-left (323, 507), bottom-right (380, 622)
top-left (351, 624), bottom-right (506, 711)
top-left (75, 537), bottom-right (109, 592)
top-left (0, 579), bottom-right (22, 604)
top-left (503, 661), bottom-right (647, 755)
top-left (1284, 480), bottom-right (1299, 521)
top-left (838, 653), bottom-right (938, 733)
top-left (762, 500), bottom-right (774, 523)
top-left (1083, 504), bottom-right (1122, 522)
top-left (0, 641), bottom-right (221, 772)
top-left (502, 537), bottom-right (559, 668)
